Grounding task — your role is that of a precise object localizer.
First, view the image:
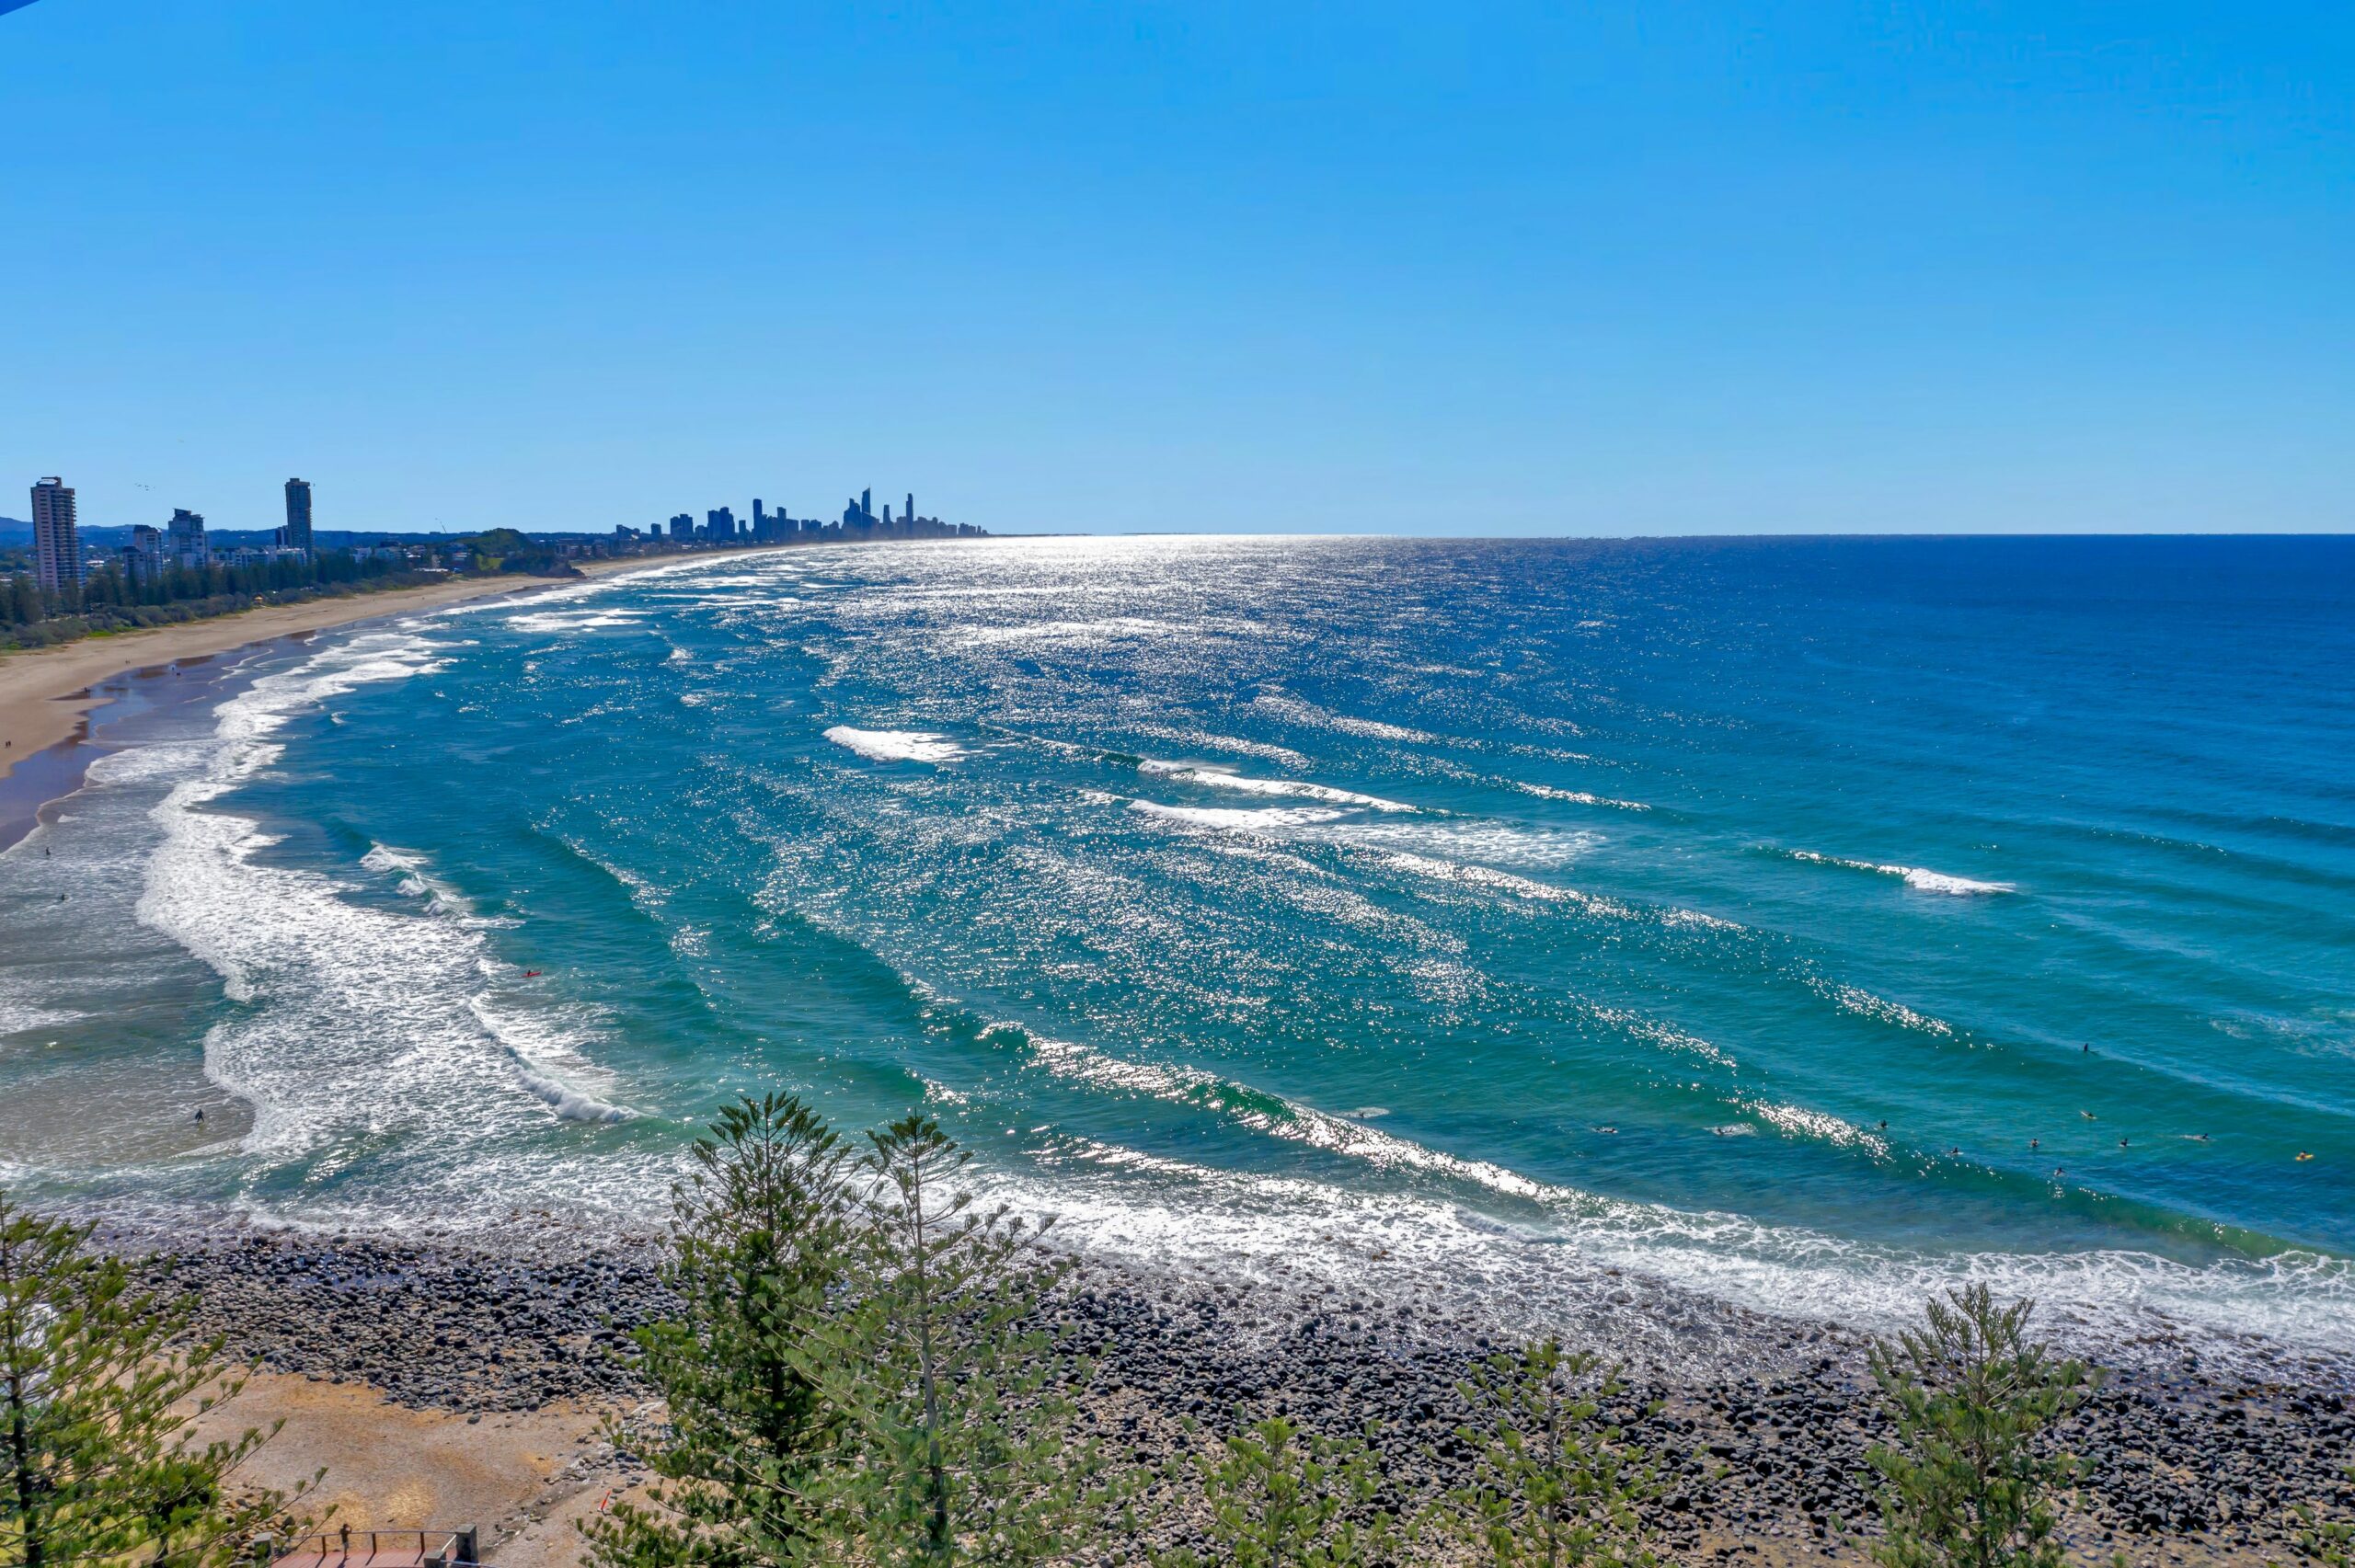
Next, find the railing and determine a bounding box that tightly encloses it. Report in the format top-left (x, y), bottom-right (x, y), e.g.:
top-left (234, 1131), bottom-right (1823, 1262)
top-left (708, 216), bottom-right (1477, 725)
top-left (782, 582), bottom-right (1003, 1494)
top-left (265, 1526), bottom-right (480, 1567)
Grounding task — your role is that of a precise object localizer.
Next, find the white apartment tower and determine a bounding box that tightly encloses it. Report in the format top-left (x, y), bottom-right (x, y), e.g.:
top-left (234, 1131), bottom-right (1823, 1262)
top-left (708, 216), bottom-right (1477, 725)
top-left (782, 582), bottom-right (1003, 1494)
top-left (30, 477), bottom-right (82, 592)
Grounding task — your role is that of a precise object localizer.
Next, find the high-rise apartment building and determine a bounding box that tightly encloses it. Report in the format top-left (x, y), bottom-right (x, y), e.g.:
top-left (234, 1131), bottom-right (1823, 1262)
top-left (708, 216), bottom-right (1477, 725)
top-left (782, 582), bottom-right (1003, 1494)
top-left (283, 478), bottom-right (314, 553)
top-left (128, 524), bottom-right (166, 584)
top-left (167, 509), bottom-right (210, 569)
top-left (30, 477), bottom-right (82, 592)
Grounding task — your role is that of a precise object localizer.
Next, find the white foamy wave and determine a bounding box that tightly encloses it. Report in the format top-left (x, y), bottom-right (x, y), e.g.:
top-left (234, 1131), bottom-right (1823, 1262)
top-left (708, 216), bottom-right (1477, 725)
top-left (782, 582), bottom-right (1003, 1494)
top-left (133, 631), bottom-right (635, 1158)
top-left (1017, 1031), bottom-right (1547, 1201)
top-left (465, 996), bottom-right (633, 1124)
top-left (361, 842), bottom-right (481, 918)
top-left (971, 1123), bottom-right (2355, 1372)
top-left (0, 1001), bottom-right (78, 1037)
top-left (1138, 761), bottom-right (1417, 813)
top-left (1317, 818), bottom-right (1599, 869)
top-left (1511, 781), bottom-right (1651, 811)
top-left (505, 608), bottom-right (645, 635)
top-left (1129, 800), bottom-right (1348, 832)
top-left (825, 726), bottom-right (971, 764)
top-left (1787, 850), bottom-right (2014, 896)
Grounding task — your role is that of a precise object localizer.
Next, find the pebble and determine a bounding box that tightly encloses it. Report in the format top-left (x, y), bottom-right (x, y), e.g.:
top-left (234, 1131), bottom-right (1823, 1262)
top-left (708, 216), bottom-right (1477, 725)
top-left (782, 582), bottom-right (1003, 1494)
top-left (92, 1218), bottom-right (2355, 1557)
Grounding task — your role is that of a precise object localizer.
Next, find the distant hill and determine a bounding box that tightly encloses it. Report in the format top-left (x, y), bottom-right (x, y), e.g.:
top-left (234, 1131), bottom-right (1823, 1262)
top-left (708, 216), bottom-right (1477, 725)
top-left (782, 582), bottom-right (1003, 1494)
top-left (0, 518), bottom-right (28, 544)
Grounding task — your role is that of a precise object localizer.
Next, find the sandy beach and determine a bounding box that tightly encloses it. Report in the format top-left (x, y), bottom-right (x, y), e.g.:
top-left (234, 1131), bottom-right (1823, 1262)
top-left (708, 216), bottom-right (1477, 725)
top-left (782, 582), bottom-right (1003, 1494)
top-left (0, 553), bottom-right (710, 789)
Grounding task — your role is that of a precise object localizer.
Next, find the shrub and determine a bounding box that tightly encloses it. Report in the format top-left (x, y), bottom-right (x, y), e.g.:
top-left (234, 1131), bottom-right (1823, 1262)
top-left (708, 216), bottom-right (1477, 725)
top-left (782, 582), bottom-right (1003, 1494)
top-left (1865, 1285), bottom-right (2092, 1568)
top-left (1154, 1415), bottom-right (1398, 1568)
top-left (1435, 1337), bottom-right (1662, 1568)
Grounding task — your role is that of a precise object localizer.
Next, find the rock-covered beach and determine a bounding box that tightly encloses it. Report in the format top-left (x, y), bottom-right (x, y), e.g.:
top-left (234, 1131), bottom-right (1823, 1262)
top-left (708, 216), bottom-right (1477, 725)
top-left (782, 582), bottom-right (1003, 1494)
top-left (112, 1217), bottom-right (2355, 1566)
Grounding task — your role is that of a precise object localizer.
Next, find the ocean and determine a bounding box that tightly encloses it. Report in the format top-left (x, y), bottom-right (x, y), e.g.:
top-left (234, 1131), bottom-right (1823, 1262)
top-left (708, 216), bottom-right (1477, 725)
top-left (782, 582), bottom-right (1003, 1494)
top-left (2, 535), bottom-right (2350, 1363)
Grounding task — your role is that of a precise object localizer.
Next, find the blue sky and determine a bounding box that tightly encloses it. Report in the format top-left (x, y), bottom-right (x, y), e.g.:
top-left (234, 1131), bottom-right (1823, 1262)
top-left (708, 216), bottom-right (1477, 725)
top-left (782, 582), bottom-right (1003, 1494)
top-left (3, 2), bottom-right (2349, 536)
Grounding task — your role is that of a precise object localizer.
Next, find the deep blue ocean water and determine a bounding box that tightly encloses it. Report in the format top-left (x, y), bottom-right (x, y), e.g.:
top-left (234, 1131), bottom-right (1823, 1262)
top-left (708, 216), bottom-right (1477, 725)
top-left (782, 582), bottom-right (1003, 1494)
top-left (3, 536), bottom-right (2350, 1358)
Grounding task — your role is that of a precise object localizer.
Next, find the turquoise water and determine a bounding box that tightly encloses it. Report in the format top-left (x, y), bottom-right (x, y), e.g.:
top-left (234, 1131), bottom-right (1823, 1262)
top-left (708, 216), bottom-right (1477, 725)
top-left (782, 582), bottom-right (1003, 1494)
top-left (3, 536), bottom-right (2351, 1355)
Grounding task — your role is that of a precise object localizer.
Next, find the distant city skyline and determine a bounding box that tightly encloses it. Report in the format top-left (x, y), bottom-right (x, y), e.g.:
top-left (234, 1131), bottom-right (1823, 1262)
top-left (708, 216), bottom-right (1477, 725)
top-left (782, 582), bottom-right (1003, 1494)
top-left (7, 468), bottom-right (981, 551)
top-left (4, 3), bottom-right (2349, 536)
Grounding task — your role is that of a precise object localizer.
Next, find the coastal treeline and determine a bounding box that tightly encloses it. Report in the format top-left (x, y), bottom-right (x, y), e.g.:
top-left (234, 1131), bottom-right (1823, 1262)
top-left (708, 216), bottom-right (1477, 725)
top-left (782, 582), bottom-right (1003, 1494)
top-left (0, 551), bottom-right (435, 650)
top-left (0, 529), bottom-right (589, 651)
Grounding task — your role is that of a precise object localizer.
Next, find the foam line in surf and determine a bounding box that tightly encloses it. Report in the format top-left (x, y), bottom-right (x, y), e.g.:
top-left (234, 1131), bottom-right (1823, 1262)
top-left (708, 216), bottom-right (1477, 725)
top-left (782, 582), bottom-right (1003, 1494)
top-left (134, 632), bottom-right (636, 1155)
top-left (1786, 849), bottom-right (2014, 896)
top-left (1138, 760), bottom-right (1418, 812)
top-left (991, 1027), bottom-right (2354, 1368)
top-left (1511, 781), bottom-right (1652, 811)
top-left (825, 726), bottom-right (971, 763)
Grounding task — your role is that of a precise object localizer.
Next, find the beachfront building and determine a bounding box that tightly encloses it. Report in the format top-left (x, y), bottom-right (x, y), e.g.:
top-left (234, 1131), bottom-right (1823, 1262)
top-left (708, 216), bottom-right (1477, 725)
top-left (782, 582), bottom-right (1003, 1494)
top-left (30, 476), bottom-right (82, 592)
top-left (167, 509), bottom-right (210, 569)
top-left (125, 523), bottom-right (167, 585)
top-left (282, 477), bottom-right (314, 553)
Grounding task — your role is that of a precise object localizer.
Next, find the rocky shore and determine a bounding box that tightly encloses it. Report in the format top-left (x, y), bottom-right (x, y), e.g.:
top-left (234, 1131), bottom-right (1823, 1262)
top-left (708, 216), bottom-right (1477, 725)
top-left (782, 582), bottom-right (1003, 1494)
top-left (121, 1222), bottom-right (2354, 1564)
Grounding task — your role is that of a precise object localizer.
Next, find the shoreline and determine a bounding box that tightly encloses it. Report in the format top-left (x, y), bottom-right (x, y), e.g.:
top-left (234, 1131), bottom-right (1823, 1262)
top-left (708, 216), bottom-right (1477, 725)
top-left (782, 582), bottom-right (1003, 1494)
top-left (0, 550), bottom-right (757, 790)
top-left (0, 551), bottom-right (763, 850)
top-left (98, 1210), bottom-right (2355, 1566)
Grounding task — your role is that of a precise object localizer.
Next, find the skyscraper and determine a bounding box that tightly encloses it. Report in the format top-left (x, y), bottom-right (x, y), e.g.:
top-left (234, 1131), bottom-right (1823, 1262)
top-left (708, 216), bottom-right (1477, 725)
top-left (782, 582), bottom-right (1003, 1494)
top-left (30, 477), bottom-right (81, 592)
top-left (283, 478), bottom-right (314, 553)
top-left (906, 492), bottom-right (915, 523)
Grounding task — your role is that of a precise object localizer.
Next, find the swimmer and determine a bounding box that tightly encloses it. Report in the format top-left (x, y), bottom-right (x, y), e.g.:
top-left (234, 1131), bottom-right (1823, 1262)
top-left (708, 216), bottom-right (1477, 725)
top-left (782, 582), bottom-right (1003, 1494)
top-left (2029, 1138), bottom-right (2040, 1150)
top-left (2081, 1110), bottom-right (2097, 1120)
top-left (2119, 1137), bottom-right (2130, 1149)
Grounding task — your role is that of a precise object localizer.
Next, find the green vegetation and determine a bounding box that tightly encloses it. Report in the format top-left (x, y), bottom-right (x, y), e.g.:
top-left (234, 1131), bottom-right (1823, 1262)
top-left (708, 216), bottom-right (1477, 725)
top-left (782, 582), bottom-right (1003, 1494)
top-left (6, 1108), bottom-right (2345, 1568)
top-left (1864, 1285), bottom-right (2093, 1568)
top-left (586, 1100), bottom-right (1117, 1568)
top-left (790, 1114), bottom-right (1119, 1566)
top-left (1438, 1339), bottom-right (1660, 1568)
top-left (0, 1195), bottom-right (313, 1568)
top-left (1, 550), bottom-right (433, 650)
top-left (1153, 1416), bottom-right (1399, 1568)
top-left (456, 530), bottom-right (578, 576)
top-left (584, 1093), bottom-right (856, 1568)
top-left (588, 1100), bottom-right (2355, 1567)
top-left (2288, 1470), bottom-right (2354, 1568)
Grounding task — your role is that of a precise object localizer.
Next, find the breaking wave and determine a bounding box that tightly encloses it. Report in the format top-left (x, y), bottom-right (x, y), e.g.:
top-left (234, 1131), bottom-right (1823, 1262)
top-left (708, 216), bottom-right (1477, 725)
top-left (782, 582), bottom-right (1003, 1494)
top-left (1785, 849), bottom-right (2015, 896)
top-left (825, 727), bottom-right (971, 764)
